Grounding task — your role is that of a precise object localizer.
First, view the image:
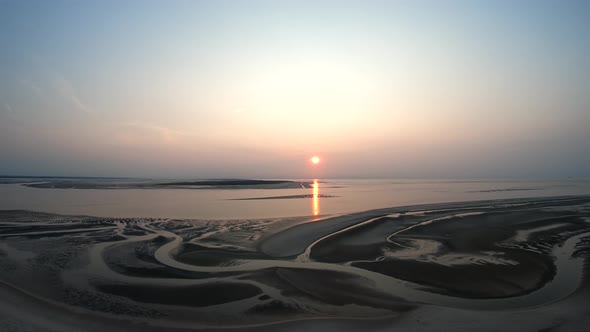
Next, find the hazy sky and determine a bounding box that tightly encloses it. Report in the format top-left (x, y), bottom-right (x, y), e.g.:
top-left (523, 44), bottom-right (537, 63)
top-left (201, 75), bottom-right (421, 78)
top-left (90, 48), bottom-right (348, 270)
top-left (1, 0), bottom-right (588, 179)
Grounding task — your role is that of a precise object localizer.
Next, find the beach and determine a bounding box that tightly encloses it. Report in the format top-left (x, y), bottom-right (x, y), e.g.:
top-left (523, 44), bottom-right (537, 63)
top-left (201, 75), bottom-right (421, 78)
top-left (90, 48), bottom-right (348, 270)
top-left (1, 195), bottom-right (590, 331)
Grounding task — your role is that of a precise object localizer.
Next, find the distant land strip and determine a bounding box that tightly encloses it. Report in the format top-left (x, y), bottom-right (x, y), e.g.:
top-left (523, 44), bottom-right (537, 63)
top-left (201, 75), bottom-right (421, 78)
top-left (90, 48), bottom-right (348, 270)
top-left (157, 180), bottom-right (300, 186)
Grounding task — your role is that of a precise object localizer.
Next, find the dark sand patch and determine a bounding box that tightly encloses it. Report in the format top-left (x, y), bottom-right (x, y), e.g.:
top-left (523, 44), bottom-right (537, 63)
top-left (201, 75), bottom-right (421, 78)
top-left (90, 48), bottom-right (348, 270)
top-left (96, 282), bottom-right (262, 307)
top-left (353, 251), bottom-right (552, 299)
top-left (176, 243), bottom-right (270, 266)
top-left (274, 268), bottom-right (415, 311)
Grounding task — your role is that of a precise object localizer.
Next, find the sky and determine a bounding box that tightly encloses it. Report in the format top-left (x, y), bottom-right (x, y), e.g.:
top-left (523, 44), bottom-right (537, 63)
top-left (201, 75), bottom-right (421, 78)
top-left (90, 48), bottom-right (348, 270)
top-left (0, 0), bottom-right (589, 179)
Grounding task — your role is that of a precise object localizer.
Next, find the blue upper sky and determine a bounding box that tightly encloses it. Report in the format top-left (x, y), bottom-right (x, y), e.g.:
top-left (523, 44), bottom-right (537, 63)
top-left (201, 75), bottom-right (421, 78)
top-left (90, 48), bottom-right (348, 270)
top-left (0, 0), bottom-right (588, 178)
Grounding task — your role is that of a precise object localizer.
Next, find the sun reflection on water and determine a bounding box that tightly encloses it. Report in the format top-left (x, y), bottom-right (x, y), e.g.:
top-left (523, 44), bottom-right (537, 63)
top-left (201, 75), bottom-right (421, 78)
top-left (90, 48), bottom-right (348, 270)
top-left (312, 179), bottom-right (319, 217)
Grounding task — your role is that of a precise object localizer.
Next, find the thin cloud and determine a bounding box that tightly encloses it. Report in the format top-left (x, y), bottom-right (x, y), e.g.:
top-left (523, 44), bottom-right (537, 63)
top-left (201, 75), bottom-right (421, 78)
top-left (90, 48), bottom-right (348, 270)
top-left (19, 79), bottom-right (45, 99)
top-left (53, 75), bottom-right (93, 114)
top-left (119, 122), bottom-right (199, 142)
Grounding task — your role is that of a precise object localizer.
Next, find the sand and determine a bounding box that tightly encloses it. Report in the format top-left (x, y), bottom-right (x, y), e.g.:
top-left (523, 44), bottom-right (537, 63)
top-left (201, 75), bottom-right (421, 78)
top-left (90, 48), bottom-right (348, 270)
top-left (16, 178), bottom-right (313, 190)
top-left (1, 196), bottom-right (590, 331)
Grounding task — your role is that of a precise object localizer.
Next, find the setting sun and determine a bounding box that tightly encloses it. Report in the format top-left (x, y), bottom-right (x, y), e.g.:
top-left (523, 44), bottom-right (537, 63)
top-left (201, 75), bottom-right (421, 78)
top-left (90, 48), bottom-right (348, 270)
top-left (310, 156), bottom-right (320, 164)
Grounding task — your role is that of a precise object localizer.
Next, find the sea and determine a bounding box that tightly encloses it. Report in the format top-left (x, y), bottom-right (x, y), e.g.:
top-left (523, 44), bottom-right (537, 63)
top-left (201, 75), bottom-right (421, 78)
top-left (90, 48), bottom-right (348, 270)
top-left (1, 178), bottom-right (589, 219)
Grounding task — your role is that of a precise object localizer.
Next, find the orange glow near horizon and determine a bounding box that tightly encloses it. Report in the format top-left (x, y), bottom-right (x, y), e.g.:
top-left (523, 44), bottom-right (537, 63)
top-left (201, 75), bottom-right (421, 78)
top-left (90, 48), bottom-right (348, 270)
top-left (312, 179), bottom-right (319, 216)
top-left (311, 156), bottom-right (320, 164)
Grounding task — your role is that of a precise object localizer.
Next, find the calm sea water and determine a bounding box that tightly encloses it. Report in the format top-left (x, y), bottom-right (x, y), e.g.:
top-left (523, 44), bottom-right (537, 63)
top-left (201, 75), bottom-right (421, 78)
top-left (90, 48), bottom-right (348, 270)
top-left (1, 179), bottom-right (589, 219)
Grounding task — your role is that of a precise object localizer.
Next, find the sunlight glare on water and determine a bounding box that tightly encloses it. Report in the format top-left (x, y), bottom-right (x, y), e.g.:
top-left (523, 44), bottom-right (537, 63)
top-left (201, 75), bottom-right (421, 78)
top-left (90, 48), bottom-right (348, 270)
top-left (312, 179), bottom-right (320, 217)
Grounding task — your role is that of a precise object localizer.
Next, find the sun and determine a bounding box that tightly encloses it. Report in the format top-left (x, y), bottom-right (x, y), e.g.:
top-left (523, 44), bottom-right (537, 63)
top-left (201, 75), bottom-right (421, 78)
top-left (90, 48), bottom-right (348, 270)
top-left (310, 156), bottom-right (320, 164)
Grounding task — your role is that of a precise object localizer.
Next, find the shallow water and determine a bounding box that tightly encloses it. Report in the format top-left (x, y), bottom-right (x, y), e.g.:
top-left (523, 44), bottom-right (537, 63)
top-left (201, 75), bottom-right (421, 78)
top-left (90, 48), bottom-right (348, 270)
top-left (0, 178), bottom-right (589, 219)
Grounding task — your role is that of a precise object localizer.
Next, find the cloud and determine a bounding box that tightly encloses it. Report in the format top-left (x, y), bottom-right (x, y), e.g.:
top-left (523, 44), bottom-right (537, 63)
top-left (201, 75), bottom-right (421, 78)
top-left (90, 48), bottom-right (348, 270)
top-left (19, 67), bottom-right (93, 115)
top-left (4, 103), bottom-right (13, 113)
top-left (117, 122), bottom-right (199, 143)
top-left (53, 75), bottom-right (93, 114)
top-left (19, 79), bottom-right (45, 99)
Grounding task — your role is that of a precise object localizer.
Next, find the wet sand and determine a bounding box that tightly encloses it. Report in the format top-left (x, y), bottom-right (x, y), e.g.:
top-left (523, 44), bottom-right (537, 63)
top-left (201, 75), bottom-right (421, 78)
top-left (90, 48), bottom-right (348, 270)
top-left (1, 196), bottom-right (590, 331)
top-left (16, 178), bottom-right (313, 190)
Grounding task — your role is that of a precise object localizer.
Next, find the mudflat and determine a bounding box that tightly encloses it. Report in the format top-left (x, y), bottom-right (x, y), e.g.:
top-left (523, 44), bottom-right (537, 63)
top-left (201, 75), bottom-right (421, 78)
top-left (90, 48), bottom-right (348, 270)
top-left (1, 196), bottom-right (590, 331)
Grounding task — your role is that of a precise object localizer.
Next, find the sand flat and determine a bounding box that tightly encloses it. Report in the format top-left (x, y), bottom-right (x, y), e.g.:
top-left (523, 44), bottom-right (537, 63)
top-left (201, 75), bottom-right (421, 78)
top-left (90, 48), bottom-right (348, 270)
top-left (1, 196), bottom-right (590, 331)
